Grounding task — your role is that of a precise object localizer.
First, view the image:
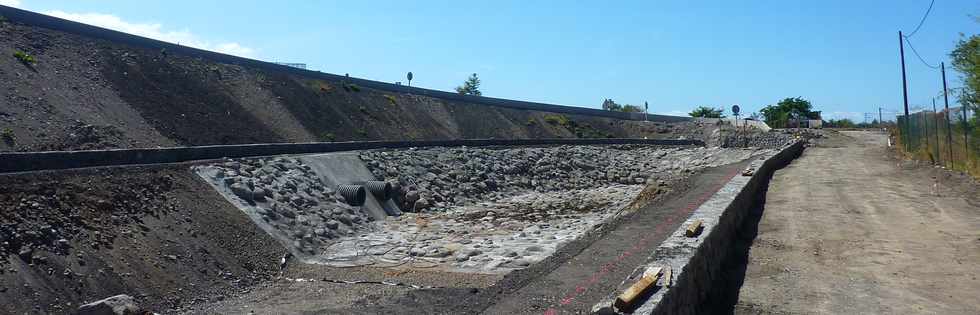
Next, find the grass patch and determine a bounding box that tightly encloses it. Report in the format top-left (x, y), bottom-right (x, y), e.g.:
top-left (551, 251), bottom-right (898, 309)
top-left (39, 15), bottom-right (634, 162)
top-left (13, 51), bottom-right (36, 65)
top-left (356, 128), bottom-right (368, 136)
top-left (343, 83), bottom-right (361, 92)
top-left (383, 94), bottom-right (397, 106)
top-left (542, 114), bottom-right (611, 138)
top-left (544, 114), bottom-right (570, 126)
top-left (311, 80), bottom-right (333, 93)
top-left (320, 132), bottom-right (335, 141)
top-left (526, 118), bottom-right (537, 126)
top-left (1, 127), bottom-right (14, 145)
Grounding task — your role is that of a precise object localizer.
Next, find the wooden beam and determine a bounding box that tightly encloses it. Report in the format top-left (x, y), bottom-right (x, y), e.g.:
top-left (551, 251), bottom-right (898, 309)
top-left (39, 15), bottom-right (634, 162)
top-left (685, 219), bottom-right (704, 237)
top-left (614, 266), bottom-right (662, 310)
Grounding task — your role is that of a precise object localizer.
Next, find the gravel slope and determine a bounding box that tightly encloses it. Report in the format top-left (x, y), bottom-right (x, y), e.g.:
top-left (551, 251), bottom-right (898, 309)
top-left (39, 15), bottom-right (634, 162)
top-left (0, 18), bottom-right (701, 153)
top-left (0, 165), bottom-right (285, 314)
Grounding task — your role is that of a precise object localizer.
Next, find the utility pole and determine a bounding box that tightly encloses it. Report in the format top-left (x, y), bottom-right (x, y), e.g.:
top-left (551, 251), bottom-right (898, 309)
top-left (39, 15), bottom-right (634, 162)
top-left (923, 108), bottom-right (929, 157)
top-left (899, 31), bottom-right (911, 152)
top-left (942, 62), bottom-right (954, 169)
top-left (644, 101), bottom-right (649, 122)
top-left (933, 98), bottom-right (940, 164)
top-left (965, 104), bottom-right (971, 165)
top-left (879, 107), bottom-right (883, 128)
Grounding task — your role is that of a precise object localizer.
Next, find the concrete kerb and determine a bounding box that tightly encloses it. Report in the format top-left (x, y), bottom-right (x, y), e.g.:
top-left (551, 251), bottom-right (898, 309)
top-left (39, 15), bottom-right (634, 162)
top-left (592, 140), bottom-right (804, 314)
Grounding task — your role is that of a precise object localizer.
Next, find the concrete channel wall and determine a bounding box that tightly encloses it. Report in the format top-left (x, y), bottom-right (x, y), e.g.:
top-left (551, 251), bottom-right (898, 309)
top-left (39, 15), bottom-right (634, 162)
top-left (0, 5), bottom-right (691, 123)
top-left (644, 140), bottom-right (803, 314)
top-left (0, 138), bottom-right (702, 174)
top-left (594, 140), bottom-right (804, 314)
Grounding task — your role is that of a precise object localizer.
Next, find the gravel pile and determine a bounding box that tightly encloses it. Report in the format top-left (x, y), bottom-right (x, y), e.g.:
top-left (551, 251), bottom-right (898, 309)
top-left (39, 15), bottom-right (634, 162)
top-left (359, 145), bottom-right (723, 212)
top-left (196, 145), bottom-right (765, 272)
top-left (0, 174), bottom-right (175, 267)
top-left (194, 157), bottom-right (375, 256)
top-left (322, 145), bottom-right (768, 271)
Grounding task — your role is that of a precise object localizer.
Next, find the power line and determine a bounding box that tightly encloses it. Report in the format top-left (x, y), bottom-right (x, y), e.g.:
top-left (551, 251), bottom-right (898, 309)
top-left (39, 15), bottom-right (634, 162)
top-left (903, 36), bottom-right (940, 69)
top-left (904, 0), bottom-right (935, 38)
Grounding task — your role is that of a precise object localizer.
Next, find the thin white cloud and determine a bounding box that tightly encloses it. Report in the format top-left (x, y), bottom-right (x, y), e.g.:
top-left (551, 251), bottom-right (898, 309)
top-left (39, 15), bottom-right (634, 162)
top-left (655, 110), bottom-right (691, 117)
top-left (42, 10), bottom-right (257, 58)
top-left (0, 0), bottom-right (21, 8)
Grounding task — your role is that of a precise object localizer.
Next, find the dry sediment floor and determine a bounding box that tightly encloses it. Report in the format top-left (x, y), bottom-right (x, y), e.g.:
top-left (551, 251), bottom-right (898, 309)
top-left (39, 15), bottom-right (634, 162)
top-left (734, 130), bottom-right (980, 314)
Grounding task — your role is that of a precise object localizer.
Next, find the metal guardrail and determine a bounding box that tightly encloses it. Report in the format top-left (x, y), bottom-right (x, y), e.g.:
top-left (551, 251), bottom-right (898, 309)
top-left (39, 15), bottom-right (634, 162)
top-left (0, 138), bottom-right (703, 174)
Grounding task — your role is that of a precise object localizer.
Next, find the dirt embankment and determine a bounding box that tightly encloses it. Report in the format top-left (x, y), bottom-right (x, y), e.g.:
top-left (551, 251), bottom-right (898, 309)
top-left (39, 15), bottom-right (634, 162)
top-left (0, 19), bottom-right (699, 152)
top-left (732, 131), bottom-right (980, 314)
top-left (0, 166), bottom-right (286, 314)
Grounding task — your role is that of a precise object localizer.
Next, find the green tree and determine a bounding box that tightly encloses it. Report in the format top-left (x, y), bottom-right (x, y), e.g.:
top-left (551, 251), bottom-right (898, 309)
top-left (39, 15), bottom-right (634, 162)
top-left (601, 99), bottom-right (644, 113)
top-left (759, 97), bottom-right (821, 128)
top-left (824, 118), bottom-right (856, 128)
top-left (455, 73), bottom-right (482, 96)
top-left (689, 106), bottom-right (725, 118)
top-left (602, 99), bottom-right (623, 111)
top-left (621, 104), bottom-right (644, 113)
top-left (951, 21), bottom-right (979, 116)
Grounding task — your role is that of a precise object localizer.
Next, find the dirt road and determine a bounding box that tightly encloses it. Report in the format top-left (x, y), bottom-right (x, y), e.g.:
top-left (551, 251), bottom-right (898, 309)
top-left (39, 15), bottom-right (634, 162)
top-left (735, 130), bottom-right (980, 314)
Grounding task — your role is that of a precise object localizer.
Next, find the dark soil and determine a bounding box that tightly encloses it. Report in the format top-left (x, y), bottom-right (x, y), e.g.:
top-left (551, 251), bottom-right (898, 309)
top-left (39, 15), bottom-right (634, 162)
top-left (0, 165), bottom-right (286, 314)
top-left (0, 18), bottom-right (701, 153)
top-left (97, 48), bottom-right (284, 145)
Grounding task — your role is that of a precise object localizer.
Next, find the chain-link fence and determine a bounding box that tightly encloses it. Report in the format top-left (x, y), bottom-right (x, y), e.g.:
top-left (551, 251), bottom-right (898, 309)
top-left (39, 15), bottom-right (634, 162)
top-left (896, 107), bottom-right (979, 178)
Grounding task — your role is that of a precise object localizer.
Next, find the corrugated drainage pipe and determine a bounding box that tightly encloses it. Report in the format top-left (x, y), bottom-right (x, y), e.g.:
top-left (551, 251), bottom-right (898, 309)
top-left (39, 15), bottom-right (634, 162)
top-left (337, 184), bottom-right (366, 206)
top-left (364, 181), bottom-right (393, 200)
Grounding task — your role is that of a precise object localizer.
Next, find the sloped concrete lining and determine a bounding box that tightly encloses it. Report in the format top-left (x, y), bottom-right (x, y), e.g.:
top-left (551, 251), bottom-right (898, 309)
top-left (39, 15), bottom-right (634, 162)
top-left (299, 152), bottom-right (401, 219)
top-left (592, 140), bottom-right (804, 314)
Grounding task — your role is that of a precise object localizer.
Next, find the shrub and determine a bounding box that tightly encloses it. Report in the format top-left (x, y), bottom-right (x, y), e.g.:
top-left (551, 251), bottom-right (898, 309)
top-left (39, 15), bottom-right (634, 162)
top-left (311, 80), bottom-right (332, 93)
top-left (544, 114), bottom-right (570, 126)
top-left (383, 94), bottom-right (397, 105)
top-left (321, 132), bottom-right (335, 141)
top-left (343, 83), bottom-right (361, 92)
top-left (13, 51), bottom-right (35, 65)
top-left (526, 118), bottom-right (537, 126)
top-left (1, 127), bottom-right (14, 143)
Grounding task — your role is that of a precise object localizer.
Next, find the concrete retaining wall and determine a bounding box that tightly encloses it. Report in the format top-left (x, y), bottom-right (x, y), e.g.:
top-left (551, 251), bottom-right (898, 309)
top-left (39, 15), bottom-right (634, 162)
top-left (644, 140), bottom-right (802, 314)
top-left (0, 138), bottom-right (702, 174)
top-left (0, 5), bottom-right (691, 123)
top-left (593, 140), bottom-right (804, 314)
top-left (697, 118), bottom-right (772, 131)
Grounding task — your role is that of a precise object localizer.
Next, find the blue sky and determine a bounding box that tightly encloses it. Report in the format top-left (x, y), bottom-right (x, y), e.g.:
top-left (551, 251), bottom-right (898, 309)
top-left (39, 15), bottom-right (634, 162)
top-left (3, 0), bottom-right (978, 121)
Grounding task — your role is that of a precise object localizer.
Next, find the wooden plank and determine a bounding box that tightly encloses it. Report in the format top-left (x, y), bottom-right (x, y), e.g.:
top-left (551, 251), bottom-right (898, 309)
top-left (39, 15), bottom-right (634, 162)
top-left (685, 219), bottom-right (704, 237)
top-left (614, 266), bottom-right (662, 310)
